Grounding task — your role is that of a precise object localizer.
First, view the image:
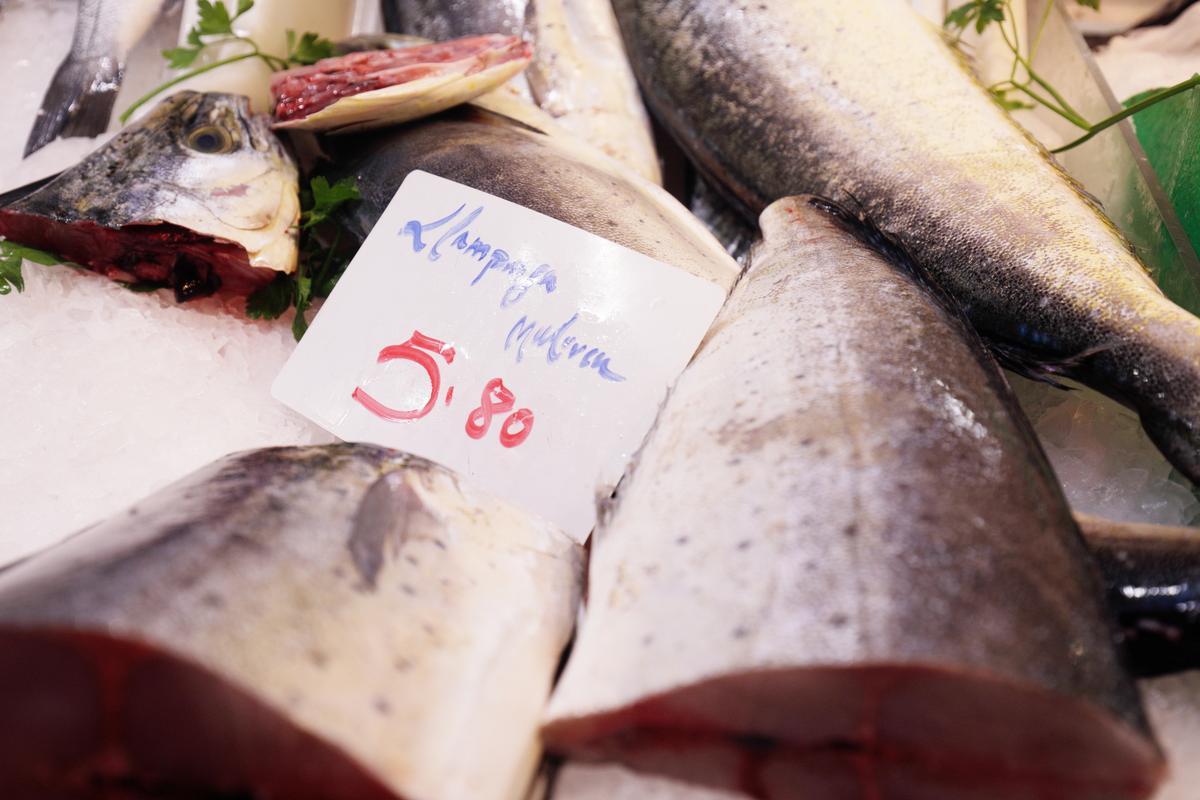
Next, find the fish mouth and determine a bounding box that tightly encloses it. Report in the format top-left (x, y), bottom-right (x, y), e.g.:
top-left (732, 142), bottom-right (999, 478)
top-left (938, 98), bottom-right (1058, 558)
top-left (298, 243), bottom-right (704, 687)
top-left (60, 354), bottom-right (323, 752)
top-left (0, 210), bottom-right (278, 301)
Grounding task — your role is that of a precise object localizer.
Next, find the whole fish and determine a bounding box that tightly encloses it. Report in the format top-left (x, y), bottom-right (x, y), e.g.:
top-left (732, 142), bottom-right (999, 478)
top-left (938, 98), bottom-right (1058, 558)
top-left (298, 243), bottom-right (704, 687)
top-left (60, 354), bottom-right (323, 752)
top-left (384, 0), bottom-right (661, 183)
top-left (543, 197), bottom-right (1164, 799)
top-left (0, 91), bottom-right (298, 301)
top-left (613, 0), bottom-right (1200, 483)
top-left (1076, 513), bottom-right (1200, 678)
top-left (25, 0), bottom-right (166, 156)
top-left (522, 0), bottom-right (661, 183)
top-left (0, 444), bottom-right (582, 799)
top-left (318, 107), bottom-right (737, 290)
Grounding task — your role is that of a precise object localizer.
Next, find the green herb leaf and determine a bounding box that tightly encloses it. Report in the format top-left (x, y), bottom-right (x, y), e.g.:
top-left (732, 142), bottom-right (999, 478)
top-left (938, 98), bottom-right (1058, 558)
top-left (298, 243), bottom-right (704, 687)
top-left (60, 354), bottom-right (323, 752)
top-left (0, 249), bottom-right (24, 295)
top-left (302, 176), bottom-right (362, 230)
top-left (196, 0), bottom-right (235, 36)
top-left (10, 243), bottom-right (58, 267)
top-left (236, 0), bottom-right (254, 17)
top-left (976, 0), bottom-right (1005, 33)
top-left (246, 273), bottom-right (295, 320)
top-left (0, 241), bottom-right (61, 295)
top-left (240, 176), bottom-right (361, 339)
top-left (1074, 0), bottom-right (1101, 9)
top-left (944, 0), bottom-right (1005, 34)
top-left (286, 30), bottom-right (335, 66)
top-left (163, 45), bottom-right (201, 69)
top-left (292, 274), bottom-right (314, 339)
top-left (314, 257), bottom-right (349, 298)
top-left (944, 2), bottom-right (974, 30)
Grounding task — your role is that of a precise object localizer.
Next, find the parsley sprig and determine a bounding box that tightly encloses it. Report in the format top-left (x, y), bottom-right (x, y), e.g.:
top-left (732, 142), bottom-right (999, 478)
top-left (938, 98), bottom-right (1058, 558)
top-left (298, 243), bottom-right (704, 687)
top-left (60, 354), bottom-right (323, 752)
top-left (945, 0), bottom-right (1200, 152)
top-left (246, 176), bottom-right (361, 340)
top-left (120, 0), bottom-right (334, 123)
top-left (0, 240), bottom-right (61, 295)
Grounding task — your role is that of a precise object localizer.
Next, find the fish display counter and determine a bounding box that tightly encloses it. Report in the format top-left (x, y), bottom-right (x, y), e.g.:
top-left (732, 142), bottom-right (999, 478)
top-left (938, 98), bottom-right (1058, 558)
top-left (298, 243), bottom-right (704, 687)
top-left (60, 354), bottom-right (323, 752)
top-left (0, 0), bottom-right (1198, 799)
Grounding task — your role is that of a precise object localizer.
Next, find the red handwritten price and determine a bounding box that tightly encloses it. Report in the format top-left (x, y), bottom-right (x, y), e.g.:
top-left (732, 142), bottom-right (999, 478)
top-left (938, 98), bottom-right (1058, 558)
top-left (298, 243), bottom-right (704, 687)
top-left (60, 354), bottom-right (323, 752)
top-left (352, 330), bottom-right (535, 448)
top-left (465, 378), bottom-right (535, 447)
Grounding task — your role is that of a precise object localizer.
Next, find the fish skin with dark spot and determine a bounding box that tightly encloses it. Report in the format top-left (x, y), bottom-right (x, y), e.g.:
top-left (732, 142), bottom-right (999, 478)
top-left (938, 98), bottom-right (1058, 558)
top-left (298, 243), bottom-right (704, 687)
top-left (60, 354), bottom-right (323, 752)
top-left (347, 471), bottom-right (434, 591)
top-left (613, 0), bottom-right (1200, 483)
top-left (543, 198), bottom-right (1164, 799)
top-left (0, 444), bottom-right (583, 800)
top-left (318, 106), bottom-right (738, 289)
top-left (0, 92), bottom-right (299, 300)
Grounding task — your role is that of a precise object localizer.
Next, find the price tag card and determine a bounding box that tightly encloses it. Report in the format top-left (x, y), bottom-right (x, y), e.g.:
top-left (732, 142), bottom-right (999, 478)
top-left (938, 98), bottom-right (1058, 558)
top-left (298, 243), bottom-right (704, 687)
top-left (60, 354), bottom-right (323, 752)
top-left (273, 171), bottom-right (726, 542)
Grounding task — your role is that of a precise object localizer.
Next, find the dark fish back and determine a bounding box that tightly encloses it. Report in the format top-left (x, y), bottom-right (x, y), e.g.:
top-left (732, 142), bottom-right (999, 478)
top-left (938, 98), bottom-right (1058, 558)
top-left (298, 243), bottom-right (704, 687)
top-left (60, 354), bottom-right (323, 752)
top-left (317, 108), bottom-right (737, 286)
top-left (384, 0), bottom-right (527, 41)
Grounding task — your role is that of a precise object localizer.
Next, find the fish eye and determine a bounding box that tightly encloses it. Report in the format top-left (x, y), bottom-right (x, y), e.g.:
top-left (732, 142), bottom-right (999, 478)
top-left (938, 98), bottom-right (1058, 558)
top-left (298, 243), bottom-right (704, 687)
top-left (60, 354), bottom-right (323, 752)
top-left (186, 125), bottom-right (234, 154)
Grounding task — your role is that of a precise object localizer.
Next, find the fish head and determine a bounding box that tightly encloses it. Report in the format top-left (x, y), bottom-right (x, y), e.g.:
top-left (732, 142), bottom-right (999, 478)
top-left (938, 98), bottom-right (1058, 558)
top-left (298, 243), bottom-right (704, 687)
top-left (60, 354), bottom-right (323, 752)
top-left (140, 91), bottom-right (300, 276)
top-left (0, 91), bottom-right (299, 299)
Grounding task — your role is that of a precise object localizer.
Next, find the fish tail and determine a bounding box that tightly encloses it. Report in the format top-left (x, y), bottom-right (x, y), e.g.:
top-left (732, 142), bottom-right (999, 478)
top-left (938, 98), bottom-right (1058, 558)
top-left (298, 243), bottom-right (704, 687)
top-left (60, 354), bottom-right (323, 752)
top-left (1141, 405), bottom-right (1200, 486)
top-left (24, 55), bottom-right (123, 157)
top-left (983, 340), bottom-right (1112, 389)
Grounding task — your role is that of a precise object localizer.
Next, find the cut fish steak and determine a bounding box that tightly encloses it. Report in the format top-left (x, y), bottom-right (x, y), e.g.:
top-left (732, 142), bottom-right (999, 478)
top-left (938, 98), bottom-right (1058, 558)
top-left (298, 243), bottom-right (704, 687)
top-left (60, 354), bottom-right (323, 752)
top-left (543, 197), bottom-right (1164, 800)
top-left (0, 444), bottom-right (583, 800)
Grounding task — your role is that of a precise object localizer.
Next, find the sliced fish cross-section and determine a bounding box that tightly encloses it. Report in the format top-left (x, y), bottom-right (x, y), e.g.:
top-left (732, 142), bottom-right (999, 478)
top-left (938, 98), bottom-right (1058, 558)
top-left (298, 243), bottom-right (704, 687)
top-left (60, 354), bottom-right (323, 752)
top-left (0, 444), bottom-right (583, 800)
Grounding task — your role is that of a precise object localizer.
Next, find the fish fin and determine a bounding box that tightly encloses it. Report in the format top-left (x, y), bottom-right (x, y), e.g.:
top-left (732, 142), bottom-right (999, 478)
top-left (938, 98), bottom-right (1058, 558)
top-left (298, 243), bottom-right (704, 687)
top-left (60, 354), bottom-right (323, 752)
top-left (984, 340), bottom-right (1111, 389)
top-left (0, 173), bottom-right (61, 208)
top-left (24, 55), bottom-right (122, 157)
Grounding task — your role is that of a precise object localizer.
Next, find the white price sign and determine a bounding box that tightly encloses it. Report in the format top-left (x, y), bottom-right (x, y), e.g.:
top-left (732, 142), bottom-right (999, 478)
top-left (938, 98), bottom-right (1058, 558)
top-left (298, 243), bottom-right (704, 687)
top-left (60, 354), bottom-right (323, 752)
top-left (272, 171), bottom-right (725, 541)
